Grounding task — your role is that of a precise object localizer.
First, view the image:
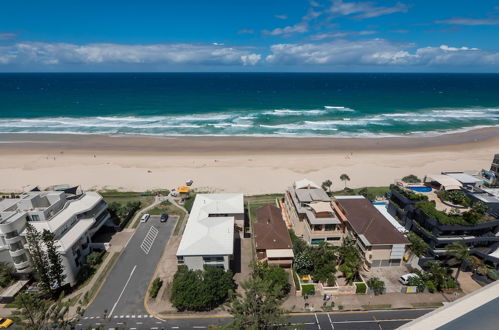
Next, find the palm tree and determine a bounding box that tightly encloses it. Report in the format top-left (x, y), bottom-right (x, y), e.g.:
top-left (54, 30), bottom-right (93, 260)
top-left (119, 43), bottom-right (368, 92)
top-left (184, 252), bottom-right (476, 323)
top-left (340, 173), bottom-right (350, 188)
top-left (446, 242), bottom-right (472, 281)
top-left (321, 180), bottom-right (333, 194)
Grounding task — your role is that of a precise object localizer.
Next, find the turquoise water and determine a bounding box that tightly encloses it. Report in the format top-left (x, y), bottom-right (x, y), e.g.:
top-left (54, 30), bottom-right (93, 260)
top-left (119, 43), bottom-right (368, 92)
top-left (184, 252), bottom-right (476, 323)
top-left (0, 73), bottom-right (498, 138)
top-left (408, 186), bottom-right (432, 193)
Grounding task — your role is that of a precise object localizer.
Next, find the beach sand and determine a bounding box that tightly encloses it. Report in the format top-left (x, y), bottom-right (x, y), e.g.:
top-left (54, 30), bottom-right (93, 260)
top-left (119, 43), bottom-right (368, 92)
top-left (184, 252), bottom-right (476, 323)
top-left (0, 128), bottom-right (498, 194)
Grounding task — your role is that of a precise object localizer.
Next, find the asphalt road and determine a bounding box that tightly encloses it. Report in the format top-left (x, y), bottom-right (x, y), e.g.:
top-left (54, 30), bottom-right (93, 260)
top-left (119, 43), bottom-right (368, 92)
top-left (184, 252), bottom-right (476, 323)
top-left (85, 215), bottom-right (176, 318)
top-left (75, 308), bottom-right (434, 329)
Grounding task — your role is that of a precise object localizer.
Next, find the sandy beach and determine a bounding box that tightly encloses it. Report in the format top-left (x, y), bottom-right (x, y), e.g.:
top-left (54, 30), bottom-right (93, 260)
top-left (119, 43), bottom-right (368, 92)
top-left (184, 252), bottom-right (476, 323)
top-left (1, 128), bottom-right (498, 194)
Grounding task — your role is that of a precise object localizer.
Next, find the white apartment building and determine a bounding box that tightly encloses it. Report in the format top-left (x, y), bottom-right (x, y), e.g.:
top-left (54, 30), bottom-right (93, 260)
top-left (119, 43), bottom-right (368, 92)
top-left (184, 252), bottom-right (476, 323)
top-left (0, 189), bottom-right (111, 285)
top-left (176, 193), bottom-right (244, 271)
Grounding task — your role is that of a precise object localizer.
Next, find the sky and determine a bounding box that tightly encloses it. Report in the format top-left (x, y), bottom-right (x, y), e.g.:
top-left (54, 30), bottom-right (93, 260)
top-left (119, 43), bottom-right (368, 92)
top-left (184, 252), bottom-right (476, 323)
top-left (0, 0), bottom-right (498, 72)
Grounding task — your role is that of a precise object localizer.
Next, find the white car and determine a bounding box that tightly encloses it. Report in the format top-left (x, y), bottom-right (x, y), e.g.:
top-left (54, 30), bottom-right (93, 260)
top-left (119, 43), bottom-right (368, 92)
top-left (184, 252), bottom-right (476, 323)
top-left (399, 273), bottom-right (419, 285)
top-left (140, 214), bottom-right (150, 223)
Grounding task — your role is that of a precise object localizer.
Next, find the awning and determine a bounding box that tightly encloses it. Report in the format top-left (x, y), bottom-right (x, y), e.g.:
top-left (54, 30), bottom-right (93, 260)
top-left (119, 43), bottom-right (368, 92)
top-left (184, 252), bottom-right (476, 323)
top-left (177, 186), bottom-right (190, 193)
top-left (266, 249), bottom-right (294, 258)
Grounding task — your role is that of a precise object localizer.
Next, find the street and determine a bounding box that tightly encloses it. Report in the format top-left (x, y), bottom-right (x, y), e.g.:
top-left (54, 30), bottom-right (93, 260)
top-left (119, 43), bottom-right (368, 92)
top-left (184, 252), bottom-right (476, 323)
top-left (85, 215), bottom-right (176, 318)
top-left (75, 308), bottom-right (434, 329)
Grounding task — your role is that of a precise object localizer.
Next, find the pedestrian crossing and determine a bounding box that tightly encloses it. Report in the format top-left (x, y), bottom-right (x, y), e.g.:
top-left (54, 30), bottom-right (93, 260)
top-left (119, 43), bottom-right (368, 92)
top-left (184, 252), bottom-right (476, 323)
top-left (83, 314), bottom-right (155, 320)
top-left (141, 226), bottom-right (159, 254)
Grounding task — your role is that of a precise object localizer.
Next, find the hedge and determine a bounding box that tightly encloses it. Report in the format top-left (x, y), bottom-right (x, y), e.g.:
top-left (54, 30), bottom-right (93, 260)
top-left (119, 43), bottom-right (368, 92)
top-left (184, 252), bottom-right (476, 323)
top-left (355, 282), bottom-right (367, 294)
top-left (149, 277), bottom-right (163, 299)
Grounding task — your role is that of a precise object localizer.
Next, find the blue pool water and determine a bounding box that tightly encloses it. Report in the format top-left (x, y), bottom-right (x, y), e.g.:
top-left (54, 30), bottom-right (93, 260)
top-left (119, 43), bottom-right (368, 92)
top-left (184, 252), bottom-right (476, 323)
top-left (372, 201), bottom-right (388, 205)
top-left (408, 186), bottom-right (432, 193)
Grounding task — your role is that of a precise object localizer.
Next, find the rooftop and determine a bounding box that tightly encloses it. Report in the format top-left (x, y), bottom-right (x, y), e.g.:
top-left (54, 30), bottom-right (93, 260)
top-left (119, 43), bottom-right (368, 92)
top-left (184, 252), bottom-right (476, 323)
top-left (444, 172), bottom-right (483, 185)
top-left (335, 196), bottom-right (409, 245)
top-left (426, 174), bottom-right (463, 190)
top-left (254, 205), bottom-right (294, 252)
top-left (176, 193), bottom-right (243, 257)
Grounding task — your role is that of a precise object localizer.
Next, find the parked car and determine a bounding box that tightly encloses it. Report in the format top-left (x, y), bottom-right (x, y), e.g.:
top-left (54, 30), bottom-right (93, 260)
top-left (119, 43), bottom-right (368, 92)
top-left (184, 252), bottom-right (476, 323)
top-left (140, 214), bottom-right (150, 223)
top-left (0, 317), bottom-right (13, 328)
top-left (160, 213), bottom-right (169, 222)
top-left (399, 273), bottom-right (419, 285)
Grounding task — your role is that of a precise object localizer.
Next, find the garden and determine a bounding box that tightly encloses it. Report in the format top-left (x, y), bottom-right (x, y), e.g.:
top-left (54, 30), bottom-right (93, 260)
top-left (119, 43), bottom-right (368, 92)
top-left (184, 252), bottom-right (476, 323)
top-left (416, 200), bottom-right (493, 226)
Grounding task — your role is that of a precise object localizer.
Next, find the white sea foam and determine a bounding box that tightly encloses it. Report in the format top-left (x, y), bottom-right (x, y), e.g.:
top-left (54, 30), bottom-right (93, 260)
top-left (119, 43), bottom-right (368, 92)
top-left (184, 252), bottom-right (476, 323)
top-left (324, 106), bottom-right (355, 112)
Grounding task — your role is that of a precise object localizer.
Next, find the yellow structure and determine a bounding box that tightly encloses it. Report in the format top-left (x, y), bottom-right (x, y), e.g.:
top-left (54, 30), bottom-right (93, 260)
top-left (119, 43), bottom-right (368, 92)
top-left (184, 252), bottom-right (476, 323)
top-left (177, 186), bottom-right (190, 194)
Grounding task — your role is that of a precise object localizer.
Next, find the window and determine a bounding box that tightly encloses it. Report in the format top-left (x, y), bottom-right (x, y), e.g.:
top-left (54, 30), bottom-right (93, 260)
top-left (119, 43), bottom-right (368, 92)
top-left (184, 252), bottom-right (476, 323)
top-left (30, 214), bottom-right (40, 221)
top-left (325, 224), bottom-right (336, 231)
top-left (5, 231), bottom-right (18, 239)
top-left (13, 253), bottom-right (28, 264)
top-left (326, 237), bottom-right (340, 241)
top-left (9, 241), bottom-right (23, 252)
top-left (311, 238), bottom-right (325, 245)
top-left (177, 256), bottom-right (184, 264)
top-left (203, 256), bottom-right (224, 262)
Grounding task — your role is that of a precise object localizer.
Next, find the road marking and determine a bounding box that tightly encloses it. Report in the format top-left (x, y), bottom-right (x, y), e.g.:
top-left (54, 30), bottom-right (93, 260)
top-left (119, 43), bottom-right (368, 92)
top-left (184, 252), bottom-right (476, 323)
top-left (315, 313), bottom-right (321, 330)
top-left (108, 265), bottom-right (137, 317)
top-left (332, 318), bottom-right (415, 324)
top-left (193, 327), bottom-right (207, 329)
top-left (327, 313), bottom-right (334, 329)
top-left (137, 322), bottom-right (143, 325)
top-left (141, 226), bottom-right (159, 254)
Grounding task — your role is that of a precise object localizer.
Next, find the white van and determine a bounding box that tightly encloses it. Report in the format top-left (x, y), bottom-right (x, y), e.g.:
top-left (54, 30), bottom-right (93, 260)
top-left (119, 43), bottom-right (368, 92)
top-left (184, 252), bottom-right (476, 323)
top-left (399, 273), bottom-right (419, 285)
top-left (140, 214), bottom-right (150, 223)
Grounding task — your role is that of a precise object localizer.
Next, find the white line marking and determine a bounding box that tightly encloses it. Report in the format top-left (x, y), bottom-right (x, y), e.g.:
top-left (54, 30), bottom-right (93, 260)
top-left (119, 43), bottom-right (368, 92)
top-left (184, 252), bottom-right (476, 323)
top-left (140, 226), bottom-right (159, 254)
top-left (315, 313), bottom-right (321, 330)
top-left (108, 265), bottom-right (137, 317)
top-left (327, 313), bottom-right (334, 329)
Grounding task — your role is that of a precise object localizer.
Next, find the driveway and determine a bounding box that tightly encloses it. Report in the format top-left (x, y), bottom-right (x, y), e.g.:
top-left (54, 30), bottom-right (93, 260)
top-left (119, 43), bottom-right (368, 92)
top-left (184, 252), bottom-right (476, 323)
top-left (363, 265), bottom-right (411, 293)
top-left (84, 215), bottom-right (177, 318)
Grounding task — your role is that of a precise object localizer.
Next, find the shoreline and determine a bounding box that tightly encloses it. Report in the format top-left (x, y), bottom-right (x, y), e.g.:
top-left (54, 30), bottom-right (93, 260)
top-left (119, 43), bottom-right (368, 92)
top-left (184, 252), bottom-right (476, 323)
top-left (0, 127), bottom-right (497, 194)
top-left (1, 126), bottom-right (499, 155)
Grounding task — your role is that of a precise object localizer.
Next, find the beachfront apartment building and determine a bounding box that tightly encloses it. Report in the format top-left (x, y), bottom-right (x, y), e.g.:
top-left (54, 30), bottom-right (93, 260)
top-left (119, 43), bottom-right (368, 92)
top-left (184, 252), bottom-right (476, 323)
top-left (0, 189), bottom-right (111, 285)
top-left (254, 205), bottom-right (294, 268)
top-left (284, 179), bottom-right (344, 246)
top-left (491, 154), bottom-right (499, 178)
top-left (176, 193), bottom-right (244, 271)
top-left (334, 196), bottom-right (409, 268)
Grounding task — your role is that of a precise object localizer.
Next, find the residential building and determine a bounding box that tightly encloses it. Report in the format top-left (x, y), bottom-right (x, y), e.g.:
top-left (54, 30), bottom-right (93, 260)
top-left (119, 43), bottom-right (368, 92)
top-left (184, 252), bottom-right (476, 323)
top-left (284, 179), bottom-right (344, 245)
top-left (491, 154), bottom-right (499, 178)
top-left (335, 196), bottom-right (409, 268)
top-left (388, 186), bottom-right (499, 269)
top-left (442, 172), bottom-right (483, 188)
top-left (254, 205), bottom-right (294, 268)
top-left (0, 189), bottom-right (111, 285)
top-left (176, 193), bottom-right (244, 271)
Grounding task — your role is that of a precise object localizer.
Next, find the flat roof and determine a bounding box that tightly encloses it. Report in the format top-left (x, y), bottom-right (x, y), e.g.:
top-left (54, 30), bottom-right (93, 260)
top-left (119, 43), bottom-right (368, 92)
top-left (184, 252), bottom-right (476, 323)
top-left (400, 280), bottom-right (499, 329)
top-left (445, 172), bottom-right (483, 184)
top-left (176, 194), bottom-right (243, 256)
top-left (427, 174), bottom-right (463, 190)
top-left (335, 196), bottom-right (409, 245)
top-left (373, 204), bottom-right (407, 233)
top-left (58, 219), bottom-right (94, 251)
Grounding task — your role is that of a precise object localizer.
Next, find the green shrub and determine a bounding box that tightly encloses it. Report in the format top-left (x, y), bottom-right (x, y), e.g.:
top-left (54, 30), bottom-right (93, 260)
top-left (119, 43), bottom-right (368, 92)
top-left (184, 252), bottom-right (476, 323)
top-left (391, 185), bottom-right (428, 202)
top-left (86, 251), bottom-right (104, 267)
top-left (301, 284), bottom-right (315, 295)
top-left (292, 270), bottom-right (301, 291)
top-left (149, 277), bottom-right (163, 299)
top-left (438, 190), bottom-right (470, 207)
top-left (355, 282), bottom-right (367, 294)
top-left (402, 175), bottom-right (421, 183)
top-left (487, 269), bottom-right (499, 281)
top-left (366, 277), bottom-right (385, 295)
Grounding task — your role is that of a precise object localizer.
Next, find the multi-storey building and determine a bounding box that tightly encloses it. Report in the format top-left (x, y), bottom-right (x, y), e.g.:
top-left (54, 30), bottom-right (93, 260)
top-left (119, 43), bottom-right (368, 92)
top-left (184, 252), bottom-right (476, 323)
top-left (176, 193), bottom-right (244, 271)
top-left (284, 179), bottom-right (344, 245)
top-left (0, 189), bottom-right (111, 285)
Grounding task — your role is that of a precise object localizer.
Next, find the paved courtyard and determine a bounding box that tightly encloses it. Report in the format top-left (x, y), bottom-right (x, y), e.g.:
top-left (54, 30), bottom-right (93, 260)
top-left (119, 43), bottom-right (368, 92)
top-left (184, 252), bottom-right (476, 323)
top-left (363, 264), bottom-right (413, 293)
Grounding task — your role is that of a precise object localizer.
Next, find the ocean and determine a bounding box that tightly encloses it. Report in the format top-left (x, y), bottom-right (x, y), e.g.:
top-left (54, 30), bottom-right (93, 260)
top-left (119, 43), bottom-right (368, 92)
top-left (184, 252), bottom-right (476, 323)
top-left (0, 73), bottom-right (498, 138)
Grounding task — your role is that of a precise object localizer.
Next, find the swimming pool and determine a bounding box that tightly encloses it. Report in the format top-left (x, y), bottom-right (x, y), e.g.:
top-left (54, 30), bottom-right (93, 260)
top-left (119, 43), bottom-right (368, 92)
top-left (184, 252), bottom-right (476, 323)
top-left (408, 186), bottom-right (432, 193)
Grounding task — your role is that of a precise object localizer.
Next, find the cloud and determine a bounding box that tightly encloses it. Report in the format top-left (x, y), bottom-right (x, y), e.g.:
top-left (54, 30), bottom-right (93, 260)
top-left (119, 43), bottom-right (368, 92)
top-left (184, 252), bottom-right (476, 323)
top-left (237, 29), bottom-right (255, 34)
top-left (264, 9), bottom-right (321, 36)
top-left (274, 14), bottom-right (288, 20)
top-left (329, 0), bottom-right (409, 19)
top-left (436, 17), bottom-right (499, 26)
top-left (0, 42), bottom-right (261, 67)
top-left (265, 39), bottom-right (499, 68)
top-left (309, 30), bottom-right (377, 40)
top-left (0, 32), bottom-right (17, 41)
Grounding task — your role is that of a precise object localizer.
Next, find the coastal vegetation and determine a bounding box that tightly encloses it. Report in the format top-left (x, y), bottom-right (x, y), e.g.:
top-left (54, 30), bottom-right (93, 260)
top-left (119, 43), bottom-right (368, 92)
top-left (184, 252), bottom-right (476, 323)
top-left (107, 200), bottom-right (142, 227)
top-left (438, 190), bottom-right (470, 207)
top-left (402, 174), bottom-right (421, 183)
top-left (340, 173), bottom-right (351, 188)
top-left (416, 200), bottom-right (492, 226)
top-left (411, 261), bottom-right (457, 292)
top-left (170, 265), bottom-right (235, 311)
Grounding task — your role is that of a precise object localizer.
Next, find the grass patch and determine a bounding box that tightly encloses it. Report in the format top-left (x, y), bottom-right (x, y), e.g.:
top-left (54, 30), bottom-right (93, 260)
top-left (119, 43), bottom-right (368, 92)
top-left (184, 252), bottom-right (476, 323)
top-left (183, 193), bottom-right (196, 213)
top-left (173, 214), bottom-right (187, 236)
top-left (245, 194), bottom-right (284, 223)
top-left (84, 253), bottom-right (119, 307)
top-left (301, 284), bottom-right (315, 296)
top-left (4, 302), bottom-right (18, 308)
top-left (411, 302), bottom-right (444, 308)
top-left (333, 186), bottom-right (390, 198)
top-left (148, 200), bottom-right (184, 217)
top-left (362, 304), bottom-right (392, 310)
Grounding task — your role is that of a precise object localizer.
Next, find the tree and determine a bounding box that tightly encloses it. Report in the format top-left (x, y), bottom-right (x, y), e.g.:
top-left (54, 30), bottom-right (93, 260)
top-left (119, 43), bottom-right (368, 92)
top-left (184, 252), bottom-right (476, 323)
top-left (471, 201), bottom-right (488, 214)
top-left (170, 265), bottom-right (234, 311)
top-left (86, 251), bottom-right (104, 267)
top-left (288, 229), bottom-right (307, 255)
top-left (338, 238), bottom-right (362, 284)
top-left (340, 174), bottom-right (350, 188)
top-left (25, 224), bottom-right (51, 294)
top-left (446, 241), bottom-right (472, 281)
top-left (366, 277), bottom-right (385, 295)
top-left (407, 232), bottom-right (429, 257)
top-left (42, 230), bottom-right (66, 292)
top-left (224, 266), bottom-right (287, 329)
top-left (252, 261), bottom-right (290, 298)
top-left (11, 292), bottom-right (76, 329)
top-left (321, 180), bottom-right (333, 195)
top-left (0, 262), bottom-right (15, 288)
top-left (358, 187), bottom-right (376, 201)
top-left (294, 254), bottom-right (313, 275)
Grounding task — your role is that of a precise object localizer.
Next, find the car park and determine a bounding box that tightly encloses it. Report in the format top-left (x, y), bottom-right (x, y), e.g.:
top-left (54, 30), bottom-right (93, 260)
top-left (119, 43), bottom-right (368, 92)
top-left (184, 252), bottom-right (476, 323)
top-left (140, 213), bottom-right (150, 223)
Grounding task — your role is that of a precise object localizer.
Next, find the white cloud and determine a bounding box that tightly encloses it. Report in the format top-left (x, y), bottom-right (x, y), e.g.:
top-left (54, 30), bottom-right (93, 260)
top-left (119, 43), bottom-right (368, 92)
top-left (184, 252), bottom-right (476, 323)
top-left (309, 30), bottom-right (377, 40)
top-left (0, 32), bottom-right (17, 41)
top-left (0, 42), bottom-right (261, 67)
top-left (274, 14), bottom-right (288, 20)
top-left (329, 0), bottom-right (409, 19)
top-left (436, 17), bottom-right (499, 26)
top-left (265, 39), bottom-right (499, 68)
top-left (264, 9), bottom-right (321, 36)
